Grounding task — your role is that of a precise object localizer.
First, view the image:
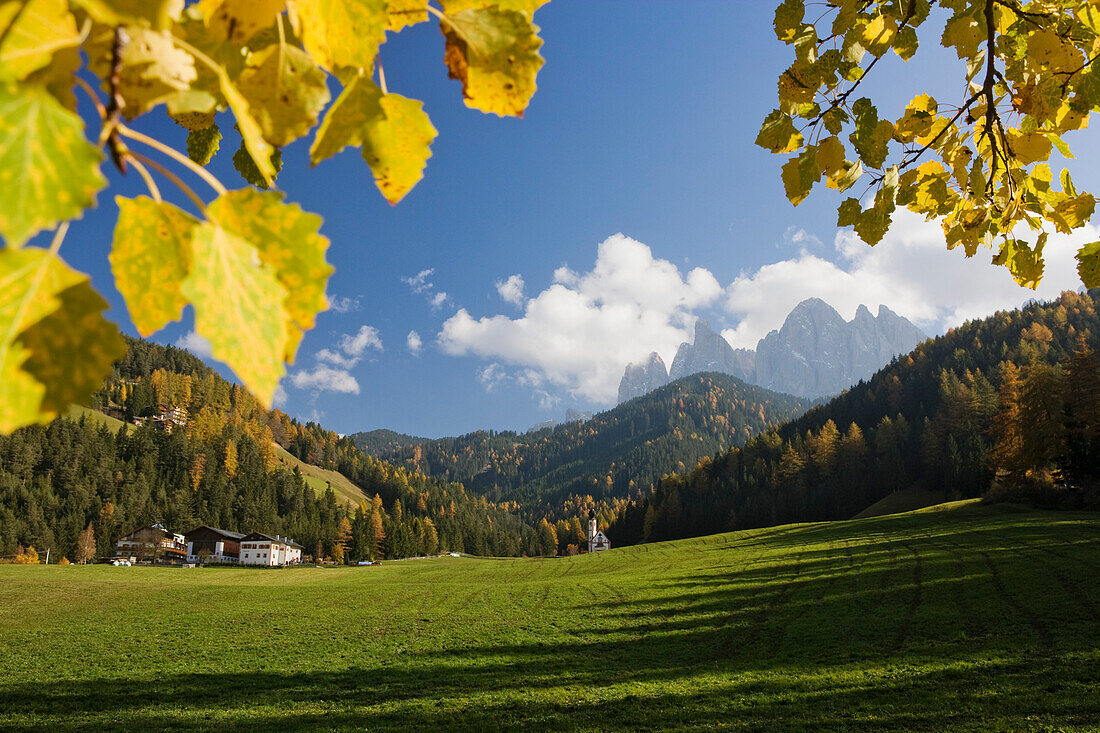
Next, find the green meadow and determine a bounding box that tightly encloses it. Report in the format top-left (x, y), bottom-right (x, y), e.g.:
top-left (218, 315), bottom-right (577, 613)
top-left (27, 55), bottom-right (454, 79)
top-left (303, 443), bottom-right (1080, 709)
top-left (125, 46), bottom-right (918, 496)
top-left (1, 501), bottom-right (1097, 731)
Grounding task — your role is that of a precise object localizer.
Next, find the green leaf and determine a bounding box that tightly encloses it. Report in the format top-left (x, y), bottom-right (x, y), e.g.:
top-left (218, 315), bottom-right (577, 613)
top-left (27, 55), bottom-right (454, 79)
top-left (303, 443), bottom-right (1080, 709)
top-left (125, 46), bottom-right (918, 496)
top-left (0, 84), bottom-right (105, 247)
top-left (756, 110), bottom-right (802, 154)
top-left (772, 0), bottom-right (804, 43)
top-left (848, 97), bottom-right (892, 169)
top-left (781, 146), bottom-right (819, 206)
top-left (233, 138), bottom-right (282, 189)
top-left (290, 0), bottom-right (388, 73)
top-left (109, 197), bottom-right (198, 336)
top-left (205, 190), bottom-right (333, 363)
top-left (181, 221), bottom-right (290, 406)
top-left (237, 43), bottom-right (330, 147)
top-left (1077, 241), bottom-right (1100, 288)
top-left (187, 123), bottom-right (222, 166)
top-left (0, 0), bottom-right (79, 82)
top-left (442, 6), bottom-right (544, 117)
top-left (0, 247), bottom-right (123, 434)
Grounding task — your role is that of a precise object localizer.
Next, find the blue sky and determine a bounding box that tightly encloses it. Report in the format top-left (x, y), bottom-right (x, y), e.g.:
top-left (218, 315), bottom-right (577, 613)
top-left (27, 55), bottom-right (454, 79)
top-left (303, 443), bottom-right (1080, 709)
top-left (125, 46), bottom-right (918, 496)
top-left (59, 1), bottom-right (1098, 437)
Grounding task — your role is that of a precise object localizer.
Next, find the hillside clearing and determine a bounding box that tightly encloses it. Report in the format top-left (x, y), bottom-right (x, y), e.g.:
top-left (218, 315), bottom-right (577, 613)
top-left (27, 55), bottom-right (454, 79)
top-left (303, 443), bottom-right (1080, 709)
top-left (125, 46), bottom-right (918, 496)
top-left (1, 502), bottom-right (1097, 731)
top-left (272, 443), bottom-right (368, 507)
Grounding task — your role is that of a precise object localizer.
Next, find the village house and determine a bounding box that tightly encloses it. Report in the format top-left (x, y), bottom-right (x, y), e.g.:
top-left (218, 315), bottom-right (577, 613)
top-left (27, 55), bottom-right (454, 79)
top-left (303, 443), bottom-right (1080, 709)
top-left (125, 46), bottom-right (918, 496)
top-left (588, 511), bottom-right (610, 553)
top-left (184, 526), bottom-right (245, 564)
top-left (133, 405), bottom-right (188, 434)
top-left (115, 524), bottom-right (187, 563)
top-left (239, 532), bottom-right (304, 566)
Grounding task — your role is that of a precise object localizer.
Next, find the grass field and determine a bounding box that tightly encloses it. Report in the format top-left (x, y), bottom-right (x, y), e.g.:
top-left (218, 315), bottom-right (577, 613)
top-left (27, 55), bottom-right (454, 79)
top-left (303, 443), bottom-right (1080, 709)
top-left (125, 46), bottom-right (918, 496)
top-left (1, 501), bottom-right (1097, 731)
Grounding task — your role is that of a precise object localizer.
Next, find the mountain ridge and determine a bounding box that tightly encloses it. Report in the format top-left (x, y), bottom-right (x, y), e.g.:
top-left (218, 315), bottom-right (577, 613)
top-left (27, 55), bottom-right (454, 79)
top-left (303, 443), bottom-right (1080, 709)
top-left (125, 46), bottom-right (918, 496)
top-left (617, 297), bottom-right (926, 403)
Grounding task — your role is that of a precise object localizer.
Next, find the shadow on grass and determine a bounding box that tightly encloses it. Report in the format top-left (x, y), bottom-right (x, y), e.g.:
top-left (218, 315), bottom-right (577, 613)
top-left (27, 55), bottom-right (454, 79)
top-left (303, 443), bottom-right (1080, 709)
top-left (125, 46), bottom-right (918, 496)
top-left (3, 506), bottom-right (1099, 732)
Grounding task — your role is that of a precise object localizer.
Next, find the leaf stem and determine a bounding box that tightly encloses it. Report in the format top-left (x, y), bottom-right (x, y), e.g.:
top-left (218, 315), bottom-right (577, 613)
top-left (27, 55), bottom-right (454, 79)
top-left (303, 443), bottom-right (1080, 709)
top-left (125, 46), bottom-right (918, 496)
top-left (378, 63), bottom-right (388, 95)
top-left (47, 221), bottom-right (69, 257)
top-left (74, 76), bottom-right (106, 120)
top-left (124, 154), bottom-right (163, 203)
top-left (116, 124), bottom-right (228, 196)
top-left (426, 4), bottom-right (459, 34)
top-left (130, 151), bottom-right (206, 212)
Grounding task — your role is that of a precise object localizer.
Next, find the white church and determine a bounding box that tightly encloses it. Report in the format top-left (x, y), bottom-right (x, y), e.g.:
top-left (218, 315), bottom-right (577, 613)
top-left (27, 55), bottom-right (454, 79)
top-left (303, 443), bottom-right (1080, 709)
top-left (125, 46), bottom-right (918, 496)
top-left (587, 510), bottom-right (610, 553)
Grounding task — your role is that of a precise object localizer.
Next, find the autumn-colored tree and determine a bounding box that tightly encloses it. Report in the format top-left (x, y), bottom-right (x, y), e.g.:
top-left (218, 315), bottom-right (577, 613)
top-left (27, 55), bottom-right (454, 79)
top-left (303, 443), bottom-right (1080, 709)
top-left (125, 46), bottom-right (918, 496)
top-left (536, 518), bottom-right (558, 556)
top-left (75, 523), bottom-right (97, 565)
top-left (12, 545), bottom-right (39, 564)
top-left (763, 0), bottom-right (1100, 290)
top-left (368, 510), bottom-right (386, 561)
top-left (223, 439), bottom-right (238, 478)
top-left (334, 516), bottom-right (352, 564)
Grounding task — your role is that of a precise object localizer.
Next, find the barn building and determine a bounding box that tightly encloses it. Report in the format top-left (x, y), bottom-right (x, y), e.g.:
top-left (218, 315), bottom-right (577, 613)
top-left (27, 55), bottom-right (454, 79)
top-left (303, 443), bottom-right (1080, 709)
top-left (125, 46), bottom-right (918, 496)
top-left (184, 526), bottom-right (245, 564)
top-left (114, 524), bottom-right (187, 563)
top-left (588, 510), bottom-right (610, 553)
top-left (239, 532), bottom-right (304, 566)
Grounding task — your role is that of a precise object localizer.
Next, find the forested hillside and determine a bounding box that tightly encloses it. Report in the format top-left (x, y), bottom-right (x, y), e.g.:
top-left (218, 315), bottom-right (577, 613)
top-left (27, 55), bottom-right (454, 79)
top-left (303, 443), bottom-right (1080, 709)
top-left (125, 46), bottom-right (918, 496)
top-left (353, 374), bottom-right (811, 518)
top-left (0, 338), bottom-right (539, 563)
top-left (610, 290), bottom-right (1100, 546)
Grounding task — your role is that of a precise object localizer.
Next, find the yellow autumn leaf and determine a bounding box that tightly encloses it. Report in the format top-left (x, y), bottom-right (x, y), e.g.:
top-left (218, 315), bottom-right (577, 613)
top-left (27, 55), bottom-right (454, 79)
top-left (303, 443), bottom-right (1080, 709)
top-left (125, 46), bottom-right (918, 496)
top-left (205, 190), bottom-right (332, 363)
top-left (442, 5), bottom-right (544, 117)
top-left (181, 220), bottom-right (290, 406)
top-left (197, 0), bottom-right (286, 44)
top-left (0, 247), bottom-right (123, 434)
top-left (290, 0), bottom-right (388, 73)
top-left (110, 197), bottom-right (198, 336)
top-left (0, 0), bottom-right (79, 82)
top-left (237, 43), bottom-right (330, 147)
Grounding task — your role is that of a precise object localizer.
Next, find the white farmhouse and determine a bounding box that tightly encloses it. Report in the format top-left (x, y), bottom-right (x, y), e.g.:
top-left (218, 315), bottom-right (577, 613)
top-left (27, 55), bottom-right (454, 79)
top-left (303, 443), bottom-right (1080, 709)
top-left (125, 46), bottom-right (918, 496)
top-left (587, 510), bottom-right (610, 553)
top-left (239, 532), bottom-right (304, 566)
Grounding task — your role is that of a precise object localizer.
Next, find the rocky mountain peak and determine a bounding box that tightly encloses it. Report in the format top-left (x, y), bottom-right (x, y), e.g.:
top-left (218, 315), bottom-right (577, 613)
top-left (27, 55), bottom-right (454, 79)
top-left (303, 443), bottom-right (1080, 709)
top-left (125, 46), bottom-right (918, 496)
top-left (669, 318), bottom-right (755, 382)
top-left (617, 351), bottom-right (670, 404)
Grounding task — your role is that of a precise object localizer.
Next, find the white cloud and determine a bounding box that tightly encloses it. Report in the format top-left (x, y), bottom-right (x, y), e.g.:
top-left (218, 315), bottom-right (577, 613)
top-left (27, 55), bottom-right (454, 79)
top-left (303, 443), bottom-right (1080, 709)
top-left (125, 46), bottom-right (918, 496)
top-left (272, 385), bottom-right (288, 408)
top-left (477, 363), bottom-right (507, 391)
top-left (430, 291), bottom-right (449, 309)
top-left (328, 295), bottom-right (361, 313)
top-left (496, 274), bottom-right (526, 306)
top-left (175, 331), bottom-right (213, 359)
top-left (315, 347), bottom-right (357, 369)
top-left (439, 233), bottom-right (723, 404)
top-left (721, 210), bottom-right (1088, 349)
top-left (407, 330), bottom-right (423, 355)
top-left (340, 325), bottom-right (383, 356)
top-left (290, 325), bottom-right (381, 395)
top-left (289, 365), bottom-right (360, 394)
top-left (403, 269), bottom-right (435, 294)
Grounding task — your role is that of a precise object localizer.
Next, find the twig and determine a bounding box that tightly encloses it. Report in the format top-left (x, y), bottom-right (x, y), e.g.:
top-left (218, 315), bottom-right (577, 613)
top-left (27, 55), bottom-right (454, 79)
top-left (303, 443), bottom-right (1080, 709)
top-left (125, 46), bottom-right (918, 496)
top-left (124, 154), bottom-right (162, 203)
top-left (116, 124), bottom-right (227, 196)
top-left (129, 151), bottom-right (207, 211)
top-left (74, 76), bottom-right (106, 119)
top-left (104, 27), bottom-right (128, 173)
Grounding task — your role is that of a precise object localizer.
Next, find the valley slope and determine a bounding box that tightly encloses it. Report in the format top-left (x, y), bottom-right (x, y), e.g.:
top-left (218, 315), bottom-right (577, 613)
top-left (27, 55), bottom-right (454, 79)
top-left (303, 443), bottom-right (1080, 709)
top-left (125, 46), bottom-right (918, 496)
top-left (353, 373), bottom-right (812, 517)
